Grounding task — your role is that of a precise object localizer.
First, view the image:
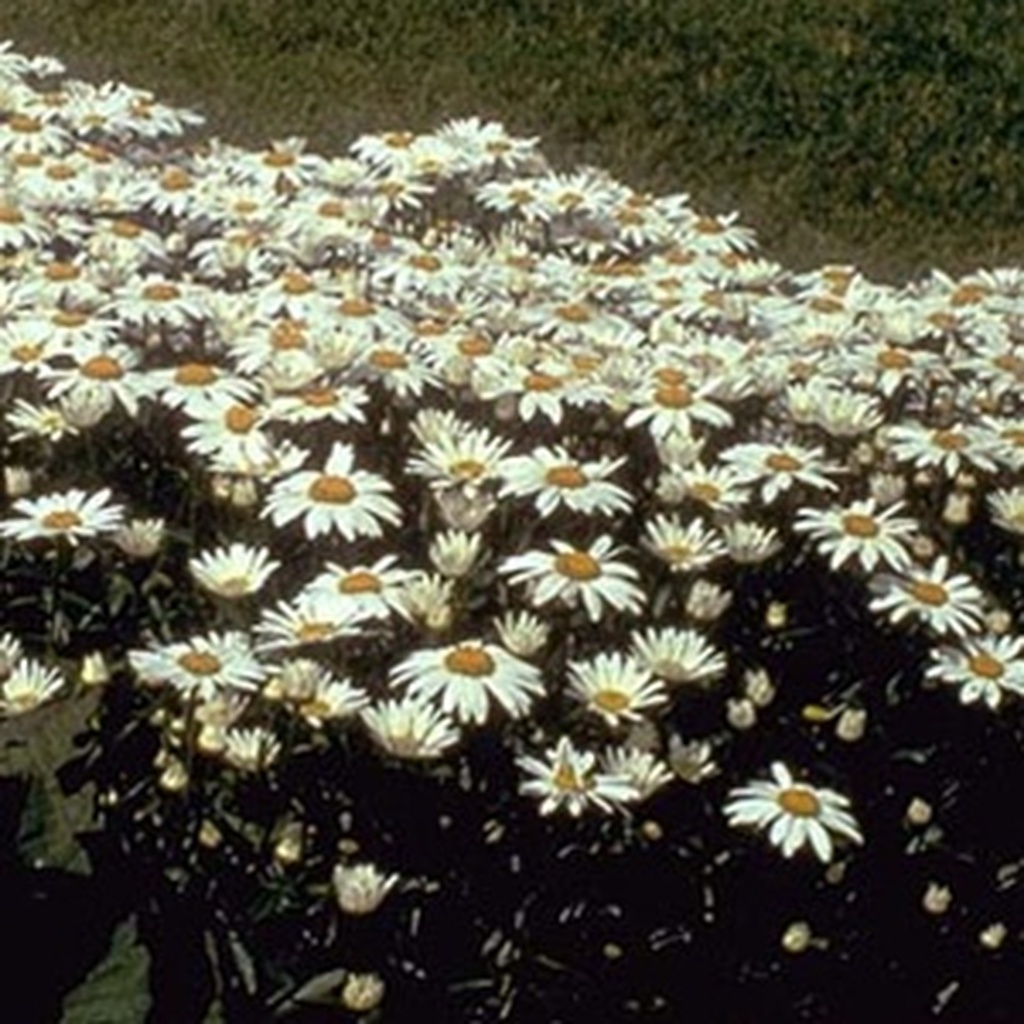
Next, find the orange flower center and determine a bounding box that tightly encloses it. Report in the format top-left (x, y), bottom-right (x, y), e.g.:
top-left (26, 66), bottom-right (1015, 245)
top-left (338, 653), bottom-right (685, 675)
top-left (297, 622), bottom-right (335, 643)
top-left (142, 282), bottom-right (182, 302)
top-left (174, 362), bottom-right (217, 385)
top-left (46, 163), bottom-right (76, 181)
top-left (553, 762), bottom-right (587, 792)
top-left (443, 645), bottom-right (496, 677)
top-left (554, 550), bottom-right (601, 581)
top-left (281, 271), bottom-right (314, 295)
top-left (8, 115), bottom-right (41, 133)
top-left (41, 509), bottom-right (82, 531)
top-left (877, 347), bottom-right (912, 370)
top-left (45, 261), bottom-right (80, 281)
top-left (300, 388), bottom-right (337, 407)
top-left (338, 570), bottom-right (382, 595)
top-left (765, 452), bottom-right (803, 473)
top-left (593, 689), bottom-right (631, 713)
top-left (809, 296), bottom-right (845, 315)
top-left (950, 283), bottom-right (988, 306)
top-left (11, 343), bottom-right (43, 363)
top-left (777, 787), bottom-right (821, 817)
top-left (545, 465), bottom-right (588, 489)
top-left (688, 482), bottom-right (721, 504)
top-left (654, 383), bottom-right (693, 409)
top-left (450, 458), bottom-right (486, 481)
top-left (270, 320), bottom-right (307, 349)
top-left (52, 310), bottom-right (88, 328)
top-left (841, 513), bottom-right (879, 538)
top-left (933, 430), bottom-right (967, 451)
top-left (968, 652), bottom-right (1004, 679)
top-left (524, 372), bottom-right (561, 392)
top-left (111, 219), bottom-right (142, 238)
top-left (160, 168), bottom-right (192, 191)
top-left (262, 149), bottom-right (296, 168)
top-left (457, 335), bottom-right (493, 357)
top-left (308, 475), bottom-right (356, 504)
top-left (369, 348), bottom-right (408, 370)
top-left (555, 303), bottom-right (591, 323)
top-left (178, 651), bottom-right (222, 676)
top-left (81, 354), bottom-right (125, 380)
top-left (908, 580), bottom-right (949, 607)
top-left (317, 199), bottom-right (346, 218)
top-left (409, 253), bottom-right (442, 272)
top-left (225, 405), bottom-right (258, 433)
top-left (0, 204), bottom-right (24, 223)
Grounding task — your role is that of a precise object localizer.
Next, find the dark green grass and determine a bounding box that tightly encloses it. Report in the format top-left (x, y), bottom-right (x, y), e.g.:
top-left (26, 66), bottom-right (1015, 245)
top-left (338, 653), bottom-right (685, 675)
top-left (3, 0), bottom-right (1022, 281)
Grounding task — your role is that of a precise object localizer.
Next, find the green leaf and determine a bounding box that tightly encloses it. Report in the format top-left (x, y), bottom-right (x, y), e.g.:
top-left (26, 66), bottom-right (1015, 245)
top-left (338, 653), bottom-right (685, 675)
top-left (60, 915), bottom-right (152, 1024)
top-left (0, 689), bottom-right (102, 874)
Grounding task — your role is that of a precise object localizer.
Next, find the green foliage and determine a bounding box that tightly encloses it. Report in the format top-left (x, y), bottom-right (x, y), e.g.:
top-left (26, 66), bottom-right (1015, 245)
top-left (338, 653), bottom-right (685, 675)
top-left (3, 0), bottom-right (1020, 280)
top-left (60, 915), bottom-right (152, 1024)
top-left (0, 689), bottom-right (102, 874)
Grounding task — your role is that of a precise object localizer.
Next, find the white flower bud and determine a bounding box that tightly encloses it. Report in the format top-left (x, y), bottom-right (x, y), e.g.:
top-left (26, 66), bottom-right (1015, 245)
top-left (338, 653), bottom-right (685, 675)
top-left (332, 862), bottom-right (399, 916)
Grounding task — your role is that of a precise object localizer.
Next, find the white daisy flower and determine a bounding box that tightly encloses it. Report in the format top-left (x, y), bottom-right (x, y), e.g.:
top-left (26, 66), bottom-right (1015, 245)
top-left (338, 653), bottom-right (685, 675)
top-left (297, 673), bottom-right (371, 728)
top-left (517, 735), bottom-right (638, 816)
top-left (642, 513), bottom-right (725, 573)
top-left (262, 442), bottom-right (401, 541)
top-left (567, 651), bottom-right (668, 728)
top-left (189, 543), bottom-right (280, 599)
top-left (0, 487), bottom-right (124, 545)
top-left (869, 555), bottom-right (986, 637)
top-left (0, 658), bottom-right (65, 716)
top-left (724, 762), bottom-right (863, 863)
top-left (925, 634), bottom-right (1024, 710)
top-left (498, 446), bottom-right (632, 517)
top-left (492, 609), bottom-right (550, 659)
top-left (389, 641), bottom-right (544, 725)
top-left (254, 594), bottom-right (367, 652)
top-left (793, 497), bottom-right (919, 573)
top-left (221, 726), bottom-right (282, 773)
top-left (301, 555), bottom-right (414, 621)
top-left (720, 520), bottom-right (784, 565)
top-left (630, 626), bottom-right (727, 685)
top-left (600, 746), bottom-right (675, 801)
top-left (988, 486), bottom-right (1024, 536)
top-left (883, 422), bottom-right (1001, 479)
top-left (720, 442), bottom-right (841, 504)
top-left (500, 535), bottom-right (645, 622)
top-left (361, 695), bottom-right (461, 760)
top-left (128, 631), bottom-right (268, 699)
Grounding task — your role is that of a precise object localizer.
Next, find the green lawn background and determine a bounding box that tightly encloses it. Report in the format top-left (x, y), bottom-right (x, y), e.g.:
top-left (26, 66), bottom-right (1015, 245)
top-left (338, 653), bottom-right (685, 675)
top-left (3, 0), bottom-right (1022, 282)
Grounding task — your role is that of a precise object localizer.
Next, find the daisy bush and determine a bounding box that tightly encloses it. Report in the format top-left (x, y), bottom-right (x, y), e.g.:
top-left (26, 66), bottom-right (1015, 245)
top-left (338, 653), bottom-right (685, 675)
top-left (2, 39), bottom-right (1024, 1022)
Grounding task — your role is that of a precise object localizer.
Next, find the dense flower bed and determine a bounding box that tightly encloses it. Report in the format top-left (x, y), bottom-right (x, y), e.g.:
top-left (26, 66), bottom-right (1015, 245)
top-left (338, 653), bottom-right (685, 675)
top-left (1, 39), bottom-right (1023, 1022)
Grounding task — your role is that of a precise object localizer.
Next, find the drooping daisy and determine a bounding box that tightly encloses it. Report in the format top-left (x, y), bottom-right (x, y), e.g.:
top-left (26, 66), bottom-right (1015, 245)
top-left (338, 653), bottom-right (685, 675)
top-left (389, 641), bottom-right (544, 725)
top-left (925, 634), bottom-right (1024, 710)
top-left (882, 422), bottom-right (1001, 479)
top-left (406, 424), bottom-right (513, 491)
top-left (724, 761), bottom-right (863, 863)
top-left (987, 486), bottom-right (1024, 537)
top-left (188, 543), bottom-right (281, 599)
top-left (128, 631), bottom-right (268, 699)
top-left (567, 651), bottom-right (668, 728)
top-left (793, 497), bottom-right (919, 573)
top-left (642, 513), bottom-right (725, 573)
top-left (600, 746), bottom-right (675, 801)
top-left (498, 445), bottom-right (632, 518)
top-left (254, 594), bottom-right (367, 652)
top-left (500, 535), bottom-right (645, 622)
top-left (492, 609), bottom-right (550, 659)
top-left (0, 658), bottom-right (65, 716)
top-left (296, 673), bottom-right (371, 728)
top-left (361, 694), bottom-right (461, 760)
top-left (517, 735), bottom-right (638, 816)
top-left (262, 442), bottom-right (401, 540)
top-left (221, 726), bottom-right (282, 773)
top-left (0, 487), bottom-right (124, 545)
top-left (720, 520), bottom-right (784, 565)
top-left (869, 555), bottom-right (986, 638)
top-left (630, 625), bottom-right (727, 685)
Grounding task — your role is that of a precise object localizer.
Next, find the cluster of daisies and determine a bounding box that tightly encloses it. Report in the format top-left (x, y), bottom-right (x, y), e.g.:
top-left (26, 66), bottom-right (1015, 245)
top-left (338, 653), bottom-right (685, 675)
top-left (0, 40), bottom-right (1022, 867)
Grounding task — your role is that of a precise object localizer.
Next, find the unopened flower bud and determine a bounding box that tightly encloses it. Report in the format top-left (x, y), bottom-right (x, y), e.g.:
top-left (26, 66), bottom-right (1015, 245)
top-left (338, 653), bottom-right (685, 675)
top-left (743, 667), bottom-right (776, 708)
top-left (340, 972), bottom-right (385, 1013)
top-left (726, 696), bottom-right (757, 731)
top-left (332, 862), bottom-right (399, 916)
top-left (922, 882), bottom-right (952, 915)
top-left (835, 707), bottom-right (867, 743)
top-left (905, 797), bottom-right (933, 827)
top-left (80, 651), bottom-right (111, 687)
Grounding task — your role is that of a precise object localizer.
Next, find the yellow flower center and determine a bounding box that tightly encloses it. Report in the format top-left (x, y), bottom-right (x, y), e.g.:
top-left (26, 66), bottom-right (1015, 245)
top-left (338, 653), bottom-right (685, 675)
top-left (338, 570), bottom-right (382, 595)
top-left (545, 465), bottom-right (588, 489)
top-left (8, 115), bottom-right (41, 133)
top-left (45, 163), bottom-right (76, 181)
top-left (174, 362), bottom-right (217, 386)
top-left (765, 452), bottom-right (803, 473)
top-left (409, 253), bottom-right (442, 272)
top-left (443, 645), bottom-right (496, 677)
top-left (281, 271), bottom-right (314, 295)
top-left (593, 689), bottom-right (631, 713)
top-left (877, 347), bottom-right (912, 370)
top-left (142, 282), bottom-right (181, 302)
top-left (0, 203), bottom-right (24, 223)
top-left (270, 319), bottom-right (307, 349)
top-left (457, 335), bottom-right (493, 357)
top-left (688, 482), bottom-right (721, 504)
top-left (950, 283), bottom-right (988, 306)
top-left (317, 199), bottom-right (347, 218)
top-left (45, 261), bottom-right (80, 281)
top-left (41, 509), bottom-right (82, 531)
top-left (809, 296), bottom-right (845, 315)
top-left (968, 652), bottom-right (1004, 679)
top-left (262, 149), bottom-right (296, 168)
top-left (553, 762), bottom-right (587, 792)
top-left (908, 580), bottom-right (949, 607)
top-left (308, 475), bottom-right (357, 504)
top-left (841, 513), bottom-right (879, 538)
top-left (369, 348), bottom-right (408, 371)
top-left (524, 372), bottom-right (561, 392)
top-left (52, 310), bottom-right (88, 328)
top-left (554, 550), bottom-right (601, 581)
top-left (383, 131), bottom-right (415, 148)
top-left (450, 458), bottom-right (486, 480)
top-left (297, 622), bottom-right (335, 643)
top-left (933, 430), bottom-right (967, 451)
top-left (777, 787), bottom-right (821, 817)
top-left (178, 651), bottom-right (222, 676)
top-left (225, 405), bottom-right (258, 433)
top-left (160, 168), bottom-right (192, 191)
top-left (555, 303), bottom-right (591, 323)
top-left (654, 383), bottom-right (693, 409)
top-left (300, 387), bottom-right (338, 407)
top-left (81, 354), bottom-right (124, 380)
top-left (11, 343), bottom-right (43, 363)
